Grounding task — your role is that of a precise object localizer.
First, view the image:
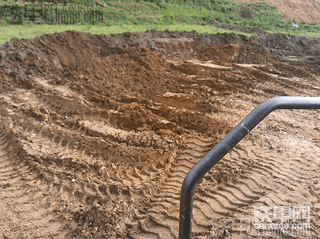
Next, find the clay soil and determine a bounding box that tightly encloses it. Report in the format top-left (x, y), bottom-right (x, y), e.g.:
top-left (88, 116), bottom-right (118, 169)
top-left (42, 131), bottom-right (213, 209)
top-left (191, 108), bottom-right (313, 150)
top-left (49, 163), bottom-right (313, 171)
top-left (231, 0), bottom-right (320, 25)
top-left (0, 30), bottom-right (320, 239)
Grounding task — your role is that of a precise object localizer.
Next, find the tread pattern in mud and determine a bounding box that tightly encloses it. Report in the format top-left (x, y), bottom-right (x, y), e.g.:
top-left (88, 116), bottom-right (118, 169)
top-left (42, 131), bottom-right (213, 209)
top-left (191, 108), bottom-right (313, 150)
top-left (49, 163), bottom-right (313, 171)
top-left (0, 30), bottom-right (320, 238)
top-left (0, 127), bottom-right (68, 239)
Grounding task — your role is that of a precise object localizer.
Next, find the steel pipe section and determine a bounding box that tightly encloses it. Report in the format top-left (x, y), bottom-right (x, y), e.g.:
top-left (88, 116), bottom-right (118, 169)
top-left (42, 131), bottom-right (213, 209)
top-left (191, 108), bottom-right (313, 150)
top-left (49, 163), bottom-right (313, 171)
top-left (179, 96), bottom-right (320, 239)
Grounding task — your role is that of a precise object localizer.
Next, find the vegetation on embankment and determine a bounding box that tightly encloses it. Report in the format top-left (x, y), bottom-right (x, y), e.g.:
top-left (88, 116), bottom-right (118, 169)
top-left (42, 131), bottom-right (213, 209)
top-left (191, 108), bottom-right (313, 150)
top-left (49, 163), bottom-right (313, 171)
top-left (0, 0), bottom-right (319, 44)
top-left (0, 24), bottom-right (253, 44)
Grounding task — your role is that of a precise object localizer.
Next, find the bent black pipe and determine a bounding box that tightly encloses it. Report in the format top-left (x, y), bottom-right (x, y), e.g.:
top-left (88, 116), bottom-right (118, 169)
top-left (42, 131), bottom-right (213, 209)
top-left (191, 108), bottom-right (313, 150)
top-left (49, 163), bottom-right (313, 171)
top-left (179, 96), bottom-right (320, 239)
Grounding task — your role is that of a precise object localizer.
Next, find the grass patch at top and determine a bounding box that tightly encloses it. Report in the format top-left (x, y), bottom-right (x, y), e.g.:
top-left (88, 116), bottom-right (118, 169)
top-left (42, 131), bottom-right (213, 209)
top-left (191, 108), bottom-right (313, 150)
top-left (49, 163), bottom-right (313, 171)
top-left (0, 0), bottom-right (319, 36)
top-left (0, 23), bottom-right (252, 45)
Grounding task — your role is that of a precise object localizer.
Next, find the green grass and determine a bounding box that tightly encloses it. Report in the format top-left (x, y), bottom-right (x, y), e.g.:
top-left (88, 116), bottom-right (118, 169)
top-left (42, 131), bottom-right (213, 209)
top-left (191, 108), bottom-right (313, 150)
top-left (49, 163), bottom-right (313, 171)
top-left (1, 22), bottom-right (320, 45)
top-left (0, 23), bottom-right (252, 44)
top-left (0, 0), bottom-right (320, 42)
top-left (268, 29), bottom-right (320, 38)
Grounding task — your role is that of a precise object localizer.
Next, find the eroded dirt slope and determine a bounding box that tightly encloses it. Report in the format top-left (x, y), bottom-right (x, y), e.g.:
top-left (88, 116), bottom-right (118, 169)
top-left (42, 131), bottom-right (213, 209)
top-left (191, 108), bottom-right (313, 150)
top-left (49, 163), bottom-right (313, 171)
top-left (231, 0), bottom-right (320, 25)
top-left (0, 30), bottom-right (320, 238)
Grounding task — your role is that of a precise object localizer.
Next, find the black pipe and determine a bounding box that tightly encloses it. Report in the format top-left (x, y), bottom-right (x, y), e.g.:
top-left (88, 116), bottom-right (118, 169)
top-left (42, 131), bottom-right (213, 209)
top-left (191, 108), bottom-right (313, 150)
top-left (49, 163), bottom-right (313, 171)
top-left (179, 96), bottom-right (320, 239)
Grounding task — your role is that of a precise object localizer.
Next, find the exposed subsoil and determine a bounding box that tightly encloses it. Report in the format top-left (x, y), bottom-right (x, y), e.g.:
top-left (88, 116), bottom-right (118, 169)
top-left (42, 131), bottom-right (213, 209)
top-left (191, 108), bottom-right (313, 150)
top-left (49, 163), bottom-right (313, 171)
top-left (231, 0), bottom-right (320, 25)
top-left (0, 30), bottom-right (320, 239)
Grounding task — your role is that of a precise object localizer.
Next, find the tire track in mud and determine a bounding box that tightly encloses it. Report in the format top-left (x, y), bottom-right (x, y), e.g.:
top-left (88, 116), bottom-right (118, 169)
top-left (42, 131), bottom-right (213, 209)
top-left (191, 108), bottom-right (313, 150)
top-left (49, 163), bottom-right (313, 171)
top-left (126, 136), bottom-right (213, 239)
top-left (1, 31), bottom-right (320, 238)
top-left (4, 111), bottom-right (135, 208)
top-left (2, 107), bottom-right (315, 239)
top-left (0, 125), bottom-right (68, 239)
top-left (125, 135), bottom-right (261, 238)
top-left (126, 108), bottom-right (320, 238)
top-left (0, 92), bottom-right (191, 238)
top-left (5, 87), bottom-right (320, 238)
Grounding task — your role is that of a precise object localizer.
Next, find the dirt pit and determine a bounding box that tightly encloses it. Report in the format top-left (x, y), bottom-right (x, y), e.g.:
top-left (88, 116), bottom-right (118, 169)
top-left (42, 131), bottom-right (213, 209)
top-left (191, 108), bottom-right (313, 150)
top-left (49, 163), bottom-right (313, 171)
top-left (0, 30), bottom-right (320, 238)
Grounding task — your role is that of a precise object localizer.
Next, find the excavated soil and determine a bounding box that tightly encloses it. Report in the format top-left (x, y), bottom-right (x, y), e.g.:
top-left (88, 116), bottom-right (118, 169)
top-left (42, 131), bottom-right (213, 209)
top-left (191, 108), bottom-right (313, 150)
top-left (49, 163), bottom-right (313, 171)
top-left (0, 30), bottom-right (320, 239)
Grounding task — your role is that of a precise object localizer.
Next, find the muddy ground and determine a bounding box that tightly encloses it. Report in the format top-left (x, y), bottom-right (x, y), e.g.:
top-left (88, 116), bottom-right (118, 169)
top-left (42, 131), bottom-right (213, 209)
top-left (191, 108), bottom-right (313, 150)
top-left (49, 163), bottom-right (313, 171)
top-left (0, 30), bottom-right (320, 239)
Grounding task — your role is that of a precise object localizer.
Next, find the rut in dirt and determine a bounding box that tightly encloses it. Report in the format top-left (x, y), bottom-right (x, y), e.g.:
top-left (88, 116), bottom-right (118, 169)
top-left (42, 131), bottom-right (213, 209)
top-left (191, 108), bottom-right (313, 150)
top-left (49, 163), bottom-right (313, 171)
top-left (0, 122), bottom-right (71, 239)
top-left (0, 30), bottom-right (320, 238)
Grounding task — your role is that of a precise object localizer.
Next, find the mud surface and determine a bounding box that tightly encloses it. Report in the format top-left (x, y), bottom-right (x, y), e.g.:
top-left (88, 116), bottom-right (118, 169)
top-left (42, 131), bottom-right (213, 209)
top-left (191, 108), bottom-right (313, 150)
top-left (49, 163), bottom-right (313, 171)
top-left (0, 30), bottom-right (320, 238)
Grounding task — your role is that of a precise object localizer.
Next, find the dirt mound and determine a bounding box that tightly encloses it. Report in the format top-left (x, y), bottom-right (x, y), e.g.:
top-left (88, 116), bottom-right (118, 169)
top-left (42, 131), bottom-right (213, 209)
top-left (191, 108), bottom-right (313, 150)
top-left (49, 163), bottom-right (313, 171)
top-left (231, 0), bottom-right (320, 25)
top-left (0, 30), bottom-right (320, 238)
top-left (253, 32), bottom-right (320, 57)
top-left (199, 43), bottom-right (271, 65)
top-left (1, 30), bottom-right (320, 89)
